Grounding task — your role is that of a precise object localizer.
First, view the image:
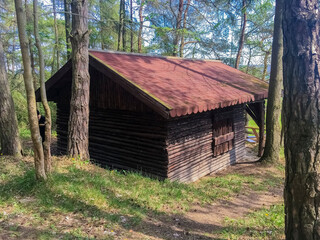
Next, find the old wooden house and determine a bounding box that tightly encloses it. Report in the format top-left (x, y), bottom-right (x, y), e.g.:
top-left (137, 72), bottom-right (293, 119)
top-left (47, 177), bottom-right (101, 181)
top-left (38, 50), bottom-right (268, 182)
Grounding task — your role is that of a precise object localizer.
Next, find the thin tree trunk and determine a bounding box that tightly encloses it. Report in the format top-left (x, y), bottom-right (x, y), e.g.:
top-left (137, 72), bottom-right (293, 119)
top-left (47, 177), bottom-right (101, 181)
top-left (246, 46), bottom-right (252, 74)
top-left (99, 0), bottom-right (104, 49)
top-left (283, 0), bottom-right (320, 239)
top-left (173, 0), bottom-right (183, 56)
top-left (179, 0), bottom-right (190, 58)
top-left (33, 0), bottom-right (52, 174)
top-left (137, 0), bottom-right (144, 53)
top-left (117, 0), bottom-right (123, 51)
top-left (122, 0), bottom-right (126, 51)
top-left (14, 0), bottom-right (46, 180)
top-left (0, 38), bottom-right (22, 156)
top-left (64, 0), bottom-right (71, 58)
top-left (52, 0), bottom-right (60, 72)
top-left (25, 0), bottom-right (37, 90)
top-left (261, 50), bottom-right (270, 81)
top-left (130, 0), bottom-right (133, 52)
top-left (235, 0), bottom-right (247, 69)
top-left (68, 0), bottom-right (90, 160)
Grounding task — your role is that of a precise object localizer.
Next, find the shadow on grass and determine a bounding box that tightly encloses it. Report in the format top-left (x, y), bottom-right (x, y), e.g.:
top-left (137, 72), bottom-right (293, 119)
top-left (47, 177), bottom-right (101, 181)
top-left (0, 160), bottom-right (283, 240)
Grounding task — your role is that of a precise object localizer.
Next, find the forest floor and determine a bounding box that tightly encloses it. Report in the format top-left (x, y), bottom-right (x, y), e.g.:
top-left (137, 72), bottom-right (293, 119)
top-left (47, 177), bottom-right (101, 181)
top-left (0, 141), bottom-right (285, 240)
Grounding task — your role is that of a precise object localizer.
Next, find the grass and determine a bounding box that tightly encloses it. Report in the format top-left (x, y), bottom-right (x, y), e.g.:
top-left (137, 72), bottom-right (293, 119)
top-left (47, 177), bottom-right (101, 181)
top-left (0, 152), bottom-right (285, 239)
top-left (221, 204), bottom-right (284, 239)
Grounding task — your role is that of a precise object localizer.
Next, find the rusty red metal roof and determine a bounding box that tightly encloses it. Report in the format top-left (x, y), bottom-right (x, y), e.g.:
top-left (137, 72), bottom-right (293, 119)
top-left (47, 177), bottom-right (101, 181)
top-left (89, 50), bottom-right (268, 117)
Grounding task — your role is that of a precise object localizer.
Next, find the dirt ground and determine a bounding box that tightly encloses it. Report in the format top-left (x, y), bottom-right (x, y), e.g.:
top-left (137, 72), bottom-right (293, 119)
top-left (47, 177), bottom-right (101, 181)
top-left (130, 148), bottom-right (283, 240)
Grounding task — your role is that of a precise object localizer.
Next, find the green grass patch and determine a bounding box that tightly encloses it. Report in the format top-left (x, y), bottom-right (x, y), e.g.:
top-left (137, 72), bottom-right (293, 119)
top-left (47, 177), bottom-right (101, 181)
top-left (220, 204), bottom-right (284, 239)
top-left (0, 155), bottom-right (284, 239)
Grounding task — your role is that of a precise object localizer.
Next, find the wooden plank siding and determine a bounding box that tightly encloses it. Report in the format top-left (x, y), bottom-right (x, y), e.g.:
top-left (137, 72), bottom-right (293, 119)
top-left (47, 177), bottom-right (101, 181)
top-left (167, 105), bottom-right (246, 182)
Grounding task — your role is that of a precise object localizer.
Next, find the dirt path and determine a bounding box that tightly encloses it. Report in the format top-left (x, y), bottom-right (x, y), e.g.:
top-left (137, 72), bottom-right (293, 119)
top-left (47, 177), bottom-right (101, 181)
top-left (132, 149), bottom-right (284, 240)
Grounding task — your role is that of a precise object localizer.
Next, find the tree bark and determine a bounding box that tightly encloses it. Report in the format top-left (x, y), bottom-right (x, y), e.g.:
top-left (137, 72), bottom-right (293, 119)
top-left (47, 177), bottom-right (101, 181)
top-left (14, 0), bottom-right (46, 180)
top-left (173, 0), bottom-right (183, 57)
top-left (179, 0), bottom-right (190, 58)
top-left (137, 0), bottom-right (144, 53)
top-left (52, 0), bottom-right (60, 72)
top-left (130, 0), bottom-right (133, 52)
top-left (67, 0), bottom-right (90, 160)
top-left (34, 0), bottom-right (52, 174)
top-left (25, 0), bottom-right (37, 90)
top-left (117, 0), bottom-right (124, 51)
top-left (64, 0), bottom-right (71, 58)
top-left (283, 0), bottom-right (320, 239)
top-left (0, 38), bottom-right (22, 156)
top-left (261, 50), bottom-right (271, 81)
top-left (99, 0), bottom-right (104, 50)
top-left (260, 0), bottom-right (283, 164)
top-left (122, 0), bottom-right (126, 51)
top-left (235, 0), bottom-right (247, 69)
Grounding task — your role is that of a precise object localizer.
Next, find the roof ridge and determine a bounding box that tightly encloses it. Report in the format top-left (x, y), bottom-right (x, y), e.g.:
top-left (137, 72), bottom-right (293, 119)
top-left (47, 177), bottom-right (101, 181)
top-left (88, 49), bottom-right (222, 63)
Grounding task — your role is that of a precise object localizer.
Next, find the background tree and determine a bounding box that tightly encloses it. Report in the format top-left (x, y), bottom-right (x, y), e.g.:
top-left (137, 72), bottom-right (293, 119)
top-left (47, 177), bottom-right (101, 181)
top-left (234, 0), bottom-right (247, 69)
top-left (283, 0), bottom-right (320, 238)
top-left (67, 0), bottom-right (90, 159)
top-left (260, 0), bottom-right (283, 163)
top-left (34, 0), bottom-right (52, 173)
top-left (0, 37), bottom-right (22, 156)
top-left (14, 0), bottom-right (47, 180)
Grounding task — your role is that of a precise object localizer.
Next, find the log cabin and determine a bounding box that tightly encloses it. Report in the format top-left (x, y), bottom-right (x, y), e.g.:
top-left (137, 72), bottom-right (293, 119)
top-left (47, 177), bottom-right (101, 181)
top-left (36, 50), bottom-right (268, 183)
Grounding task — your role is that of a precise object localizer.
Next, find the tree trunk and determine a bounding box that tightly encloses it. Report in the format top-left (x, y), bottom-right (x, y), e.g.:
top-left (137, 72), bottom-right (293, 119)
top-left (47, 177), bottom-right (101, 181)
top-left (173, 0), bottom-right (183, 57)
top-left (261, 50), bottom-right (271, 81)
top-left (52, 0), bottom-right (60, 72)
top-left (122, 0), bottom-right (126, 51)
top-left (179, 0), bottom-right (190, 58)
top-left (99, 0), bottom-right (104, 50)
top-left (283, 1), bottom-right (320, 239)
top-left (235, 0), bottom-right (247, 69)
top-left (67, 0), bottom-right (90, 160)
top-left (64, 0), bottom-right (71, 58)
top-left (130, 0), bottom-right (133, 52)
top-left (117, 0), bottom-right (123, 51)
top-left (25, 0), bottom-right (37, 90)
top-left (260, 0), bottom-right (283, 164)
top-left (246, 46), bottom-right (252, 74)
top-left (14, 0), bottom-right (46, 180)
top-left (137, 0), bottom-right (144, 53)
top-left (34, 0), bottom-right (52, 174)
top-left (0, 38), bottom-right (22, 156)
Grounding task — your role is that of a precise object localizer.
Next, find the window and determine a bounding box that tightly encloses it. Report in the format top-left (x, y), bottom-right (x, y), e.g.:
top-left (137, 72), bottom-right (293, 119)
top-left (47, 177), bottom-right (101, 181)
top-left (212, 118), bottom-right (234, 157)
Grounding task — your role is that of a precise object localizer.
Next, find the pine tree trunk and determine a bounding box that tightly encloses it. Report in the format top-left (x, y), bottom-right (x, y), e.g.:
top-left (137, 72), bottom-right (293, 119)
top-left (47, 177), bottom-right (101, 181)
top-left (261, 50), bottom-right (271, 81)
top-left (179, 0), bottom-right (190, 58)
top-left (14, 0), bottom-right (46, 180)
top-left (64, 0), bottom-right (71, 58)
top-left (122, 0), bottom-right (126, 51)
top-left (99, 0), bottom-right (104, 50)
top-left (283, 1), bottom-right (320, 239)
top-left (117, 0), bottom-right (123, 51)
top-left (235, 0), bottom-right (247, 69)
top-left (260, 0), bottom-right (283, 164)
top-left (0, 38), bottom-right (22, 156)
top-left (137, 0), bottom-right (144, 53)
top-left (34, 0), bottom-right (52, 174)
top-left (52, 0), bottom-right (60, 72)
top-left (130, 0), bottom-right (133, 52)
top-left (173, 0), bottom-right (183, 57)
top-left (246, 46), bottom-right (252, 74)
top-left (67, 0), bottom-right (90, 160)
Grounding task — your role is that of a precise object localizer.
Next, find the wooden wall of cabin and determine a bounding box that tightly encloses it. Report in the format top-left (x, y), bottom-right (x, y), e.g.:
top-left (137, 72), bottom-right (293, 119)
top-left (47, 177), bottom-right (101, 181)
top-left (55, 67), bottom-right (168, 178)
top-left (167, 105), bottom-right (246, 183)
